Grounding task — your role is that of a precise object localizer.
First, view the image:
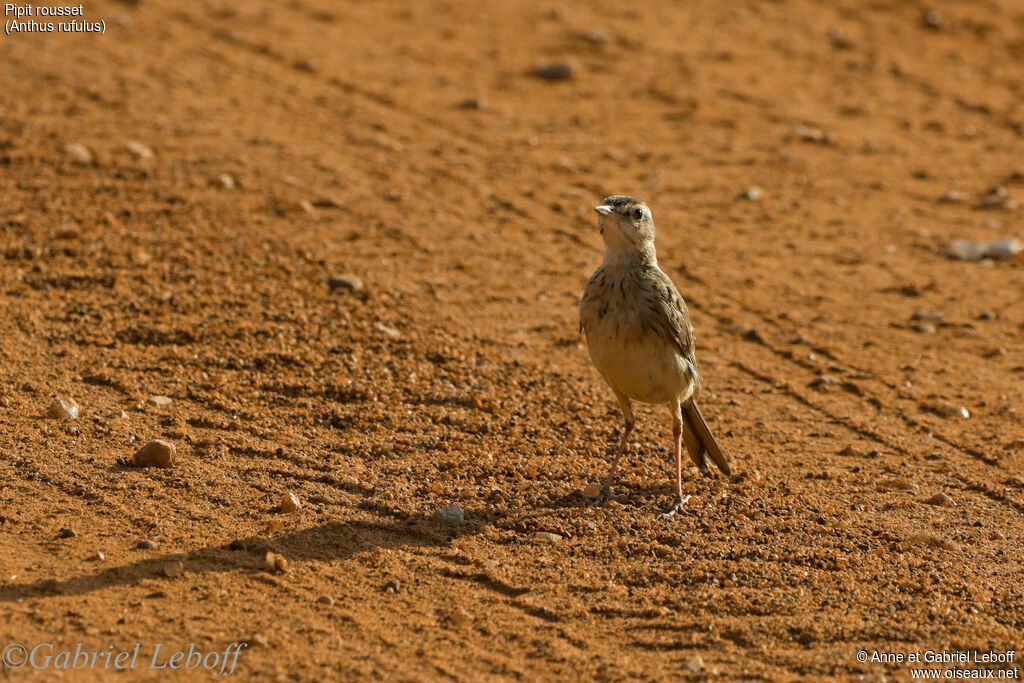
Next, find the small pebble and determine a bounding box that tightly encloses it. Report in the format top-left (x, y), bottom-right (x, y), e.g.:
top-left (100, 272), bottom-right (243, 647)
top-left (148, 395), bottom-right (172, 407)
top-left (939, 189), bottom-right (966, 203)
top-left (434, 504), bottom-right (465, 524)
top-left (922, 9), bottom-right (943, 29)
top-left (535, 59), bottom-right (579, 80)
top-left (945, 240), bottom-right (986, 261)
top-left (280, 491), bottom-right (302, 513)
top-left (742, 185), bottom-right (764, 201)
top-left (794, 124), bottom-right (829, 143)
top-left (264, 552), bottom-right (288, 573)
top-left (316, 595), bottom-right (335, 606)
top-left (456, 97), bottom-right (487, 110)
top-left (927, 402), bottom-right (970, 419)
top-left (125, 140), bottom-right (155, 159)
top-left (911, 309), bottom-right (943, 322)
top-left (65, 142), bottom-right (94, 163)
top-left (58, 527), bottom-right (77, 539)
top-left (553, 157), bottom-right (576, 173)
top-left (580, 27), bottom-right (614, 44)
top-left (45, 396), bottom-right (79, 420)
top-left (265, 520), bottom-right (285, 534)
top-left (926, 493), bottom-right (955, 507)
top-left (384, 579), bottom-right (401, 593)
top-left (946, 237), bottom-right (1021, 261)
top-left (162, 561), bottom-right (184, 578)
top-left (136, 539), bottom-right (159, 550)
top-left (980, 187), bottom-right (1018, 210)
top-left (91, 552), bottom-right (105, 562)
top-left (218, 173), bottom-right (236, 189)
top-left (450, 609), bottom-right (472, 627)
top-left (1007, 439), bottom-right (1024, 451)
top-left (533, 531), bottom-right (562, 543)
top-left (246, 635), bottom-right (270, 648)
top-left (582, 482), bottom-right (603, 497)
top-left (375, 323), bottom-right (402, 341)
top-left (877, 478), bottom-right (916, 492)
top-left (827, 25), bottom-right (852, 49)
top-left (327, 274), bottom-right (363, 293)
top-left (984, 237), bottom-right (1021, 258)
top-left (907, 533), bottom-right (957, 551)
top-left (133, 440), bottom-right (176, 468)
top-left (989, 531), bottom-right (1006, 541)
top-left (685, 655), bottom-right (704, 673)
top-left (311, 196), bottom-right (342, 209)
top-left (729, 325), bottom-right (763, 343)
top-left (808, 374), bottom-right (841, 391)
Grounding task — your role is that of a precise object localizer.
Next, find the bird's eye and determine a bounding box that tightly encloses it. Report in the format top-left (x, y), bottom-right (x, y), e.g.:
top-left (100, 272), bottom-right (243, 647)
top-left (632, 207), bottom-right (644, 221)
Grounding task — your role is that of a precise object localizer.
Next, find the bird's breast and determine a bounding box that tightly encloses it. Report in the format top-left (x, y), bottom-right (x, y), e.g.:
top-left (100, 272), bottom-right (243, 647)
top-left (580, 271), bottom-right (694, 404)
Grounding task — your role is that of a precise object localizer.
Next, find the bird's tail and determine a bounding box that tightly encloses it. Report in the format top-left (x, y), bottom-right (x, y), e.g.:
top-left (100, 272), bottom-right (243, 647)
top-left (681, 400), bottom-right (731, 476)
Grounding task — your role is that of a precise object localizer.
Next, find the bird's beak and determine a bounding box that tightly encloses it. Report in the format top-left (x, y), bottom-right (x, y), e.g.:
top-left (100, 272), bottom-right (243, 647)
top-left (594, 205), bottom-right (614, 216)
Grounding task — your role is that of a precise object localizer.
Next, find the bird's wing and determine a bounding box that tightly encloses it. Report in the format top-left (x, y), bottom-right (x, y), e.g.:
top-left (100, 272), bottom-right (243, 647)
top-left (647, 267), bottom-right (701, 394)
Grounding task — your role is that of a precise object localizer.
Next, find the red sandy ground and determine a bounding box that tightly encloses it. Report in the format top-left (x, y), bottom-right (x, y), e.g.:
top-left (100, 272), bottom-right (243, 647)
top-left (1, 0), bottom-right (1023, 680)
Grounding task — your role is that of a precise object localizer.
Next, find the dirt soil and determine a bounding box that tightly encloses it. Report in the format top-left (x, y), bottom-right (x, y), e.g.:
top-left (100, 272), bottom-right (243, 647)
top-left (2, 0), bottom-right (1024, 680)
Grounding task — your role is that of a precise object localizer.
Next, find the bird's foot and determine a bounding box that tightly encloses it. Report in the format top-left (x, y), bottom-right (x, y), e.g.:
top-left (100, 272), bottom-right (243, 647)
top-left (588, 487), bottom-right (626, 508)
top-left (656, 494), bottom-right (691, 520)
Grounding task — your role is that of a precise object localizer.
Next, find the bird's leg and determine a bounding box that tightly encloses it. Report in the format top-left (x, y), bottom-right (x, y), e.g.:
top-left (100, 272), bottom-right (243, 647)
top-left (658, 402), bottom-right (691, 519)
top-left (590, 393), bottom-right (633, 507)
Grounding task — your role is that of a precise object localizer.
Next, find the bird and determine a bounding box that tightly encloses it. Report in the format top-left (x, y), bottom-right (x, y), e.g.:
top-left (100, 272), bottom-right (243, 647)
top-left (579, 195), bottom-right (730, 518)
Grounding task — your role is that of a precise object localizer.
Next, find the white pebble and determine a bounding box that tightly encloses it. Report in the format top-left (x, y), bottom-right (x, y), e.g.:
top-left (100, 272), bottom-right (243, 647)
top-left (45, 396), bottom-right (79, 420)
top-left (434, 504), bottom-right (465, 524)
top-left (125, 140), bottom-right (154, 159)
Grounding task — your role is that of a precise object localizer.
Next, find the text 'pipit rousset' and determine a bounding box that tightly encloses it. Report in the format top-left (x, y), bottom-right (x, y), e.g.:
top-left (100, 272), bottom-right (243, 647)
top-left (4, 4), bottom-right (104, 34)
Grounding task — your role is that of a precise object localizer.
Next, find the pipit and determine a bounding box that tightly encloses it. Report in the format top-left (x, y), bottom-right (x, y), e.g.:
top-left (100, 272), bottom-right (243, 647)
top-left (579, 195), bottom-right (731, 518)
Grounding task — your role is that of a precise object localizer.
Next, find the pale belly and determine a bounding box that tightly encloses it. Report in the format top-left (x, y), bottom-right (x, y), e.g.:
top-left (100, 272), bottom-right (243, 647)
top-left (584, 315), bottom-right (695, 405)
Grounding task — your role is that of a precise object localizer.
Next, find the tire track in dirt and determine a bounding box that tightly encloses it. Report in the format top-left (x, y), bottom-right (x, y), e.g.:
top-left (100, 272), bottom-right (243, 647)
top-left (675, 265), bottom-right (1009, 467)
top-left (678, 282), bottom-right (1024, 518)
top-left (170, 8), bottom-right (495, 153)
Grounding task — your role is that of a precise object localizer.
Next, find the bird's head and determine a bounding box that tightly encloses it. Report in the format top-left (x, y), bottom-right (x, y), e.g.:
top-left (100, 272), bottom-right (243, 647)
top-left (594, 195), bottom-right (655, 255)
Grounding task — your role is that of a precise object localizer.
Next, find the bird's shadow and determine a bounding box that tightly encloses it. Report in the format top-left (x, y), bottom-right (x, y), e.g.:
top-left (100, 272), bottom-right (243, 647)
top-left (538, 481), bottom-right (708, 512)
top-left (0, 510), bottom-right (489, 603)
top-left (0, 472), bottom-right (722, 602)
